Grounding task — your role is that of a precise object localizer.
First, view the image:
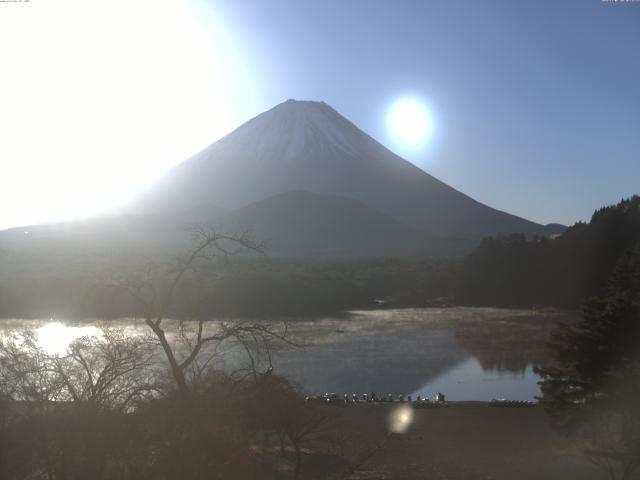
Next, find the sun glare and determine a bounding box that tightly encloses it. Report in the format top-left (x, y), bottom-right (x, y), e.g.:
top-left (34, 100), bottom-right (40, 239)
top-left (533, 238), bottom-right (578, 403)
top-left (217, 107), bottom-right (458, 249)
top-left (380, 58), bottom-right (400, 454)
top-left (37, 322), bottom-right (98, 356)
top-left (387, 97), bottom-right (432, 148)
top-left (0, 0), bottom-right (254, 230)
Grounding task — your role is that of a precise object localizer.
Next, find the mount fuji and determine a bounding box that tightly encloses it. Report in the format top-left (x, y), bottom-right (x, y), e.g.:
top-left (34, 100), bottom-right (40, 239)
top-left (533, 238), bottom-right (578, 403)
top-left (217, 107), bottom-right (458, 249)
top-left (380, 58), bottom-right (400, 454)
top-left (133, 99), bottom-right (562, 239)
top-left (1, 100), bottom-right (564, 257)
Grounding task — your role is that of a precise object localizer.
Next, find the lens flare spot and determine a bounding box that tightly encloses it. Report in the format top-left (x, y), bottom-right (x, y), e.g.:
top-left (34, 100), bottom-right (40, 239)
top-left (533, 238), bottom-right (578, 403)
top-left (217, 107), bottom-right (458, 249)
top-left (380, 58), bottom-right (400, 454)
top-left (388, 405), bottom-right (414, 434)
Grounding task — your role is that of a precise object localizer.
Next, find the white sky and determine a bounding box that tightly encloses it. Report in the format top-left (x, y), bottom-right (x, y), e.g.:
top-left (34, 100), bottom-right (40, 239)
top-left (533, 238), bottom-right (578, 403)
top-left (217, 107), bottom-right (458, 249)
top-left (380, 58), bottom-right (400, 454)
top-left (0, 0), bottom-right (257, 230)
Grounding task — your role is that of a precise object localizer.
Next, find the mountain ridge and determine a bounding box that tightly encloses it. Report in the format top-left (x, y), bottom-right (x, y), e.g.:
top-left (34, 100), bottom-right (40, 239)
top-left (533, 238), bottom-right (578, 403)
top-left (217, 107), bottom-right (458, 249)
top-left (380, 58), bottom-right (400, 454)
top-left (132, 99), bottom-right (563, 238)
top-left (0, 190), bottom-right (474, 257)
top-left (218, 189), bottom-right (474, 257)
top-left (0, 99), bottom-right (565, 258)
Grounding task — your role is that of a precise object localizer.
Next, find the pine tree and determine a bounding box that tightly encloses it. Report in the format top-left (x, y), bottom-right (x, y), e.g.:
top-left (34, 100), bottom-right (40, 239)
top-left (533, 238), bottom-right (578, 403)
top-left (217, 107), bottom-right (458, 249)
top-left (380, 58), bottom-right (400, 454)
top-left (535, 244), bottom-right (640, 479)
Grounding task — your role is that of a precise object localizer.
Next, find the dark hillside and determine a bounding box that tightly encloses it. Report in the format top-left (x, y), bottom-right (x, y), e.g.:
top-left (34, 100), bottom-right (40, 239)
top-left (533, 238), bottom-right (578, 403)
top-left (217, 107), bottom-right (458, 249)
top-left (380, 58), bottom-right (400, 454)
top-left (455, 196), bottom-right (640, 308)
top-left (220, 190), bottom-right (474, 257)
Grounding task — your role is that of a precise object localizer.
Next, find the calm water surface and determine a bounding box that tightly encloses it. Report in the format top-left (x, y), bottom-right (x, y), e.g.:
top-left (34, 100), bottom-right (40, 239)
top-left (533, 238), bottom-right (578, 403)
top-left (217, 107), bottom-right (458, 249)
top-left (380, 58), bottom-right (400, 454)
top-left (0, 307), bottom-right (573, 400)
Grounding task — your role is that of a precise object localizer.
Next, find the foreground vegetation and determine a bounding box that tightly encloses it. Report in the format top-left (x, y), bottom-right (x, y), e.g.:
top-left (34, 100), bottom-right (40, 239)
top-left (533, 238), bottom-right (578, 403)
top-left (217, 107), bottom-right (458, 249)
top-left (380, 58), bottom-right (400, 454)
top-left (0, 339), bottom-right (618, 480)
top-left (535, 247), bottom-right (640, 480)
top-left (0, 328), bottom-right (383, 480)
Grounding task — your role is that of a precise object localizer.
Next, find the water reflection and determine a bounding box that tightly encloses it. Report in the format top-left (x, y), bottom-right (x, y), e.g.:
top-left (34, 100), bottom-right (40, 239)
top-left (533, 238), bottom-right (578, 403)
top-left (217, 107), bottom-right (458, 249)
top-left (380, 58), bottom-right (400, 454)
top-left (410, 358), bottom-right (541, 401)
top-left (0, 308), bottom-right (573, 401)
top-left (272, 322), bottom-right (469, 395)
top-left (271, 308), bottom-right (569, 399)
top-left (37, 322), bottom-right (99, 355)
top-left (0, 320), bottom-right (101, 356)
top-left (452, 315), bottom-right (560, 374)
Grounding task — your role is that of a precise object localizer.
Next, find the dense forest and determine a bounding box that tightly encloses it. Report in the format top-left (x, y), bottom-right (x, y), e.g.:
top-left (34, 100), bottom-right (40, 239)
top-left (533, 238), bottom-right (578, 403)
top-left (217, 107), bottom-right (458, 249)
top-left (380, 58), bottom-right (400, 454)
top-left (455, 196), bottom-right (640, 308)
top-left (0, 253), bottom-right (455, 320)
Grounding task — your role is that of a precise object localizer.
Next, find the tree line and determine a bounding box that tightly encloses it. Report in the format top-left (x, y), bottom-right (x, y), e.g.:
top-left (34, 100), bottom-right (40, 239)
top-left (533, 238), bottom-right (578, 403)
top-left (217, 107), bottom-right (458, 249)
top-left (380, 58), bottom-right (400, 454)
top-left (455, 196), bottom-right (640, 308)
top-left (0, 253), bottom-right (455, 320)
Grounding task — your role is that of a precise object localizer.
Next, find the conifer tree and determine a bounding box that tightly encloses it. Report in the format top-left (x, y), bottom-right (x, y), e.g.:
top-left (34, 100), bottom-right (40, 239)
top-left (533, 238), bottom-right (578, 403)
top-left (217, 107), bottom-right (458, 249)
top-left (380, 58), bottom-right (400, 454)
top-left (536, 244), bottom-right (640, 479)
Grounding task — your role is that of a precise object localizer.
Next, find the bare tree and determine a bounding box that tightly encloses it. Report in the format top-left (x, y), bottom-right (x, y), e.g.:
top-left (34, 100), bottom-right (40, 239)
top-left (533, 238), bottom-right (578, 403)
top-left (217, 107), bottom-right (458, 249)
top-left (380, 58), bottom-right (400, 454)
top-left (106, 226), bottom-right (292, 400)
top-left (575, 413), bottom-right (640, 480)
top-left (284, 402), bottom-right (330, 480)
top-left (245, 373), bottom-right (331, 480)
top-left (0, 328), bottom-right (162, 480)
top-left (0, 331), bottom-right (64, 479)
top-left (327, 429), bottom-right (387, 480)
top-left (51, 328), bottom-right (159, 411)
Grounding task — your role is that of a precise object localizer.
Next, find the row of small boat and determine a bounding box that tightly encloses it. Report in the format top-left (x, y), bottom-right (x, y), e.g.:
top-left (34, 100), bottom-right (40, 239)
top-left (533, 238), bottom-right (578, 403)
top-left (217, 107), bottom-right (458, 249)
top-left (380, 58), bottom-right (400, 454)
top-left (305, 394), bottom-right (536, 408)
top-left (306, 393), bottom-right (449, 407)
top-left (489, 399), bottom-right (537, 407)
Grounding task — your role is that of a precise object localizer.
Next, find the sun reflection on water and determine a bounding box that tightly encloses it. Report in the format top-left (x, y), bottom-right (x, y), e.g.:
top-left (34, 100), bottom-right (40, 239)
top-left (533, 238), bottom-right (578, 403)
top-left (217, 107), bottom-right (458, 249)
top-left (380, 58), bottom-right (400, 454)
top-left (37, 321), bottom-right (99, 356)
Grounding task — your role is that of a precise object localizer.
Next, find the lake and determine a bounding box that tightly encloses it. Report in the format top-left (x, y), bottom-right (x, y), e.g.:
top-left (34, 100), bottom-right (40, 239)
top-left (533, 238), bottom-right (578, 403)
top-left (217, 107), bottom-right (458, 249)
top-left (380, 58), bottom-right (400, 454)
top-left (0, 307), bottom-right (575, 401)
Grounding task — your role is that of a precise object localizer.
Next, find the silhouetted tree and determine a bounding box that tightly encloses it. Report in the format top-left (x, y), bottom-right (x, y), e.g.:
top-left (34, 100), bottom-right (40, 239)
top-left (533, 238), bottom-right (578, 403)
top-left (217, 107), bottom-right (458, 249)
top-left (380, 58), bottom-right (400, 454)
top-left (456, 196), bottom-right (640, 309)
top-left (107, 226), bottom-right (294, 401)
top-left (0, 328), bottom-right (158, 480)
top-left (536, 245), bottom-right (640, 480)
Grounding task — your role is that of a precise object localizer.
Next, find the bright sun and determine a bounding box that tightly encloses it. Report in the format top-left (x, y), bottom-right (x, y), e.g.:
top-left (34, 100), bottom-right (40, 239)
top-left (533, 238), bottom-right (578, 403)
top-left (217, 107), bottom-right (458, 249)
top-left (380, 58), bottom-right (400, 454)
top-left (387, 97), bottom-right (432, 147)
top-left (0, 0), bottom-right (255, 230)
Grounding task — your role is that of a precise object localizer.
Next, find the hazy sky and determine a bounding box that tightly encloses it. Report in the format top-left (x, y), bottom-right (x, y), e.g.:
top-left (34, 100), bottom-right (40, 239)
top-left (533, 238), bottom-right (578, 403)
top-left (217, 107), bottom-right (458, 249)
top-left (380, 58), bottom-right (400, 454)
top-left (213, 0), bottom-right (640, 226)
top-left (0, 0), bottom-right (638, 229)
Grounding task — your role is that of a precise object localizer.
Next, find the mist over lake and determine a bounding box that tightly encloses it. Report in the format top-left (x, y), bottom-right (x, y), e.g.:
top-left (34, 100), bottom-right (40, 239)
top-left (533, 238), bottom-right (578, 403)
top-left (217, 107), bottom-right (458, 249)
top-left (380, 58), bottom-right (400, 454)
top-left (1, 307), bottom-right (573, 401)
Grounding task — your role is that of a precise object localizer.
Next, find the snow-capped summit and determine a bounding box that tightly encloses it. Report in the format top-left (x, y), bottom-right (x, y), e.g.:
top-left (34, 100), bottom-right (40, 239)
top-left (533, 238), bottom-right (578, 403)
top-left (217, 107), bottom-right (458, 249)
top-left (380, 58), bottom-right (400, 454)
top-left (199, 99), bottom-right (375, 165)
